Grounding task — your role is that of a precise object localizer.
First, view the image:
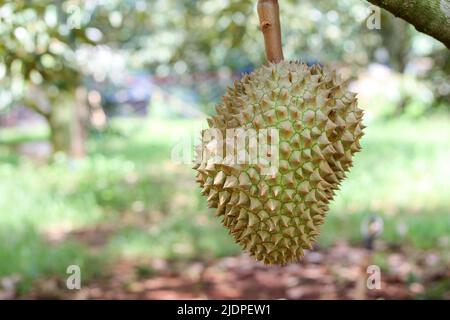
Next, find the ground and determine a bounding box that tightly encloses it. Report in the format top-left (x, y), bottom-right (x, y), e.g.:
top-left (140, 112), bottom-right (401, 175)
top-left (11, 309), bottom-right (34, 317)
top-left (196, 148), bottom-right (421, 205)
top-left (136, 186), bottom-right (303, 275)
top-left (23, 245), bottom-right (450, 300)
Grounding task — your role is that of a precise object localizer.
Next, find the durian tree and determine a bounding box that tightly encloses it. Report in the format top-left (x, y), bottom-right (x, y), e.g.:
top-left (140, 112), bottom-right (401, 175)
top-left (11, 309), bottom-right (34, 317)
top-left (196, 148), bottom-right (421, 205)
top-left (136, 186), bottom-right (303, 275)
top-left (0, 1), bottom-right (91, 155)
top-left (0, 0), bottom-right (148, 155)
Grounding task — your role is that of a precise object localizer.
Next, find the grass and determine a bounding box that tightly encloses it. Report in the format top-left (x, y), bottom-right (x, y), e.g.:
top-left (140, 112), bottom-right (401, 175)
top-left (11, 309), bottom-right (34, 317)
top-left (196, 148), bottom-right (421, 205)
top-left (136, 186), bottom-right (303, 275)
top-left (0, 115), bottom-right (450, 292)
top-left (0, 125), bottom-right (48, 145)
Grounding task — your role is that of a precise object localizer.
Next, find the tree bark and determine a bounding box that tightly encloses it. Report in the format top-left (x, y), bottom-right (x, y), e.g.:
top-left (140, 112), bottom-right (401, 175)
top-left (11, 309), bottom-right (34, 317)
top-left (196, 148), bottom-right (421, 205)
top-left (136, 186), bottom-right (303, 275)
top-left (25, 85), bottom-right (88, 157)
top-left (380, 11), bottom-right (411, 73)
top-left (48, 114), bottom-right (68, 154)
top-left (70, 87), bottom-right (88, 158)
top-left (367, 0), bottom-right (450, 49)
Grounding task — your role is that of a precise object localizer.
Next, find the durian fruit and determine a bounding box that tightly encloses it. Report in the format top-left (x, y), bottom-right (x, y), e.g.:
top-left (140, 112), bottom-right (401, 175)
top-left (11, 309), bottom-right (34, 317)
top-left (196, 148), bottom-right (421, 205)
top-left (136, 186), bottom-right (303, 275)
top-left (193, 60), bottom-right (365, 265)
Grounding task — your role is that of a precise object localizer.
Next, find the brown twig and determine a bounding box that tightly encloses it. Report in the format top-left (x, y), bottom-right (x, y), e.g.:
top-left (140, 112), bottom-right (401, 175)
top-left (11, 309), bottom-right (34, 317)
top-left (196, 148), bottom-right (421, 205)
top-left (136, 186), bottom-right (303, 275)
top-left (257, 0), bottom-right (284, 63)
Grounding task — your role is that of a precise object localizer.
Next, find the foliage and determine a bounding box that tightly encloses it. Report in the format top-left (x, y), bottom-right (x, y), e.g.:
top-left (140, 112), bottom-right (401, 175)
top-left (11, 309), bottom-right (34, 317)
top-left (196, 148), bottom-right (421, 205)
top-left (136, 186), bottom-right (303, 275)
top-left (1, 0), bottom-right (449, 123)
top-left (0, 0), bottom-right (142, 103)
top-left (135, 0), bottom-right (449, 111)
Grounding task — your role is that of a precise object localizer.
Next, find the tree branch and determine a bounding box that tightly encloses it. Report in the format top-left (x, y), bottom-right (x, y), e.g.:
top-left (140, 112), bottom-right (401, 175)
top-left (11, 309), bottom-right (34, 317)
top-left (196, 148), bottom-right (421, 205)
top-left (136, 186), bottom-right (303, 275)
top-left (25, 99), bottom-right (51, 120)
top-left (257, 0), bottom-right (284, 63)
top-left (367, 0), bottom-right (450, 49)
top-left (23, 85), bottom-right (52, 120)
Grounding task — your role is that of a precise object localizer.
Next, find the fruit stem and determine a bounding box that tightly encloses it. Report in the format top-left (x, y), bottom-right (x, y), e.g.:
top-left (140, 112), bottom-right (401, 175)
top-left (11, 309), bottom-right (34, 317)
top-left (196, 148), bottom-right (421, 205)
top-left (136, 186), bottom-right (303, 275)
top-left (257, 0), bottom-right (284, 63)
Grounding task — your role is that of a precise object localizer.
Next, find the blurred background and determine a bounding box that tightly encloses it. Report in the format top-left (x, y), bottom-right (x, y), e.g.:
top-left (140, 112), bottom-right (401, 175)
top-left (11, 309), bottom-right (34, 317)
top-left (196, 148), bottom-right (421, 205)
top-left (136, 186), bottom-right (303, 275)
top-left (0, 0), bottom-right (449, 300)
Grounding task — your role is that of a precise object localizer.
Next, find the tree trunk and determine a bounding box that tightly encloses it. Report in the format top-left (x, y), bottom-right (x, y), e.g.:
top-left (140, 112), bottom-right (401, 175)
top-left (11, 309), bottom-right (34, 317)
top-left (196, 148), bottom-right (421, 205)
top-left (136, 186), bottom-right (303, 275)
top-left (367, 0), bottom-right (450, 48)
top-left (380, 11), bottom-right (411, 73)
top-left (379, 11), bottom-right (413, 116)
top-left (70, 87), bottom-right (88, 158)
top-left (25, 85), bottom-right (88, 157)
top-left (48, 115), bottom-right (69, 154)
top-left (47, 98), bottom-right (72, 155)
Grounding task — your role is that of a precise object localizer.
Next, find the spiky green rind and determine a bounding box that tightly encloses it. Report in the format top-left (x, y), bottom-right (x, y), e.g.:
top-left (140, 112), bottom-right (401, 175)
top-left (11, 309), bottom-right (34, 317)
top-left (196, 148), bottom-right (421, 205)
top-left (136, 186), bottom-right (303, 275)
top-left (194, 61), bottom-right (365, 265)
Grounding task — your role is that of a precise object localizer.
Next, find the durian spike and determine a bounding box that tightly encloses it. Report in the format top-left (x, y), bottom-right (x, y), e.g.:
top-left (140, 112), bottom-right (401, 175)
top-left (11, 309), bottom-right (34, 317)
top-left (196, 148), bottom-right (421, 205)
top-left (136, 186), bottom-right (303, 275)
top-left (257, 0), bottom-right (284, 63)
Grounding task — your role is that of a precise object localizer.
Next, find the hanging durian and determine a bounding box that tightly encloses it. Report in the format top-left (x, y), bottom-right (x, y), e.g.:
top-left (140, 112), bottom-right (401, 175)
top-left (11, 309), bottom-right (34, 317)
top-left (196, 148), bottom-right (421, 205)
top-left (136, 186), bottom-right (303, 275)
top-left (193, 0), bottom-right (365, 265)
